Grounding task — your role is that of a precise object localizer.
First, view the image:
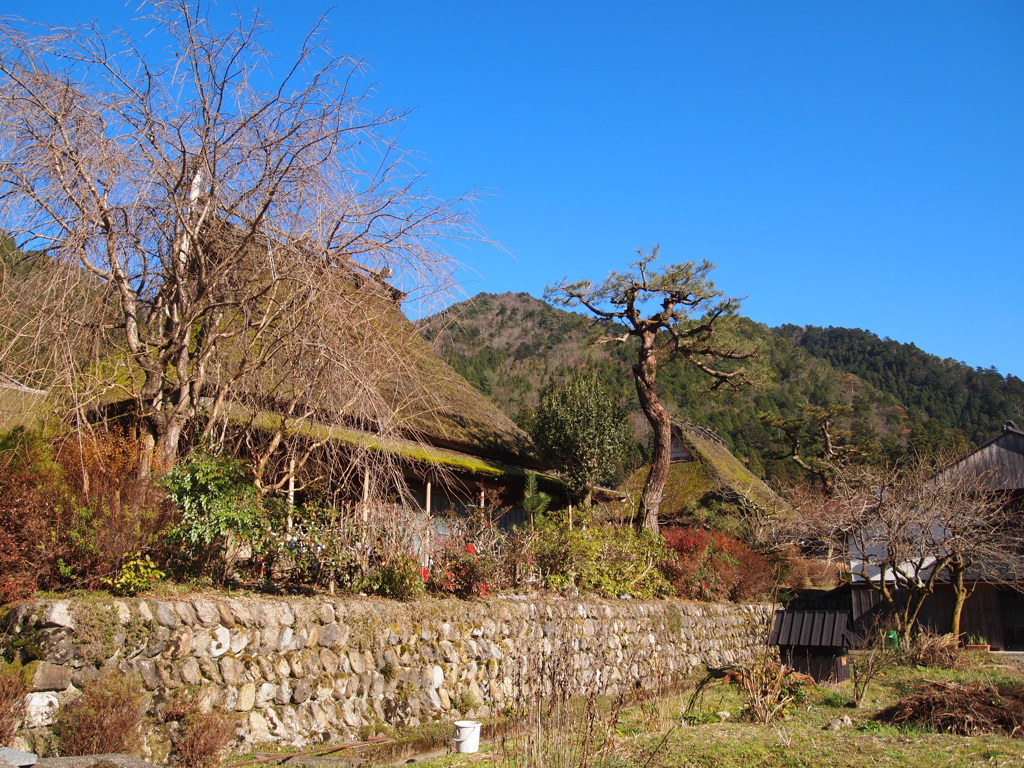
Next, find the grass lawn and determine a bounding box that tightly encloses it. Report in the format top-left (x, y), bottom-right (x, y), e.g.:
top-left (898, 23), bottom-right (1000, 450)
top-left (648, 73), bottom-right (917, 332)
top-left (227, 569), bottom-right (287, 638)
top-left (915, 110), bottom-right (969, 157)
top-left (393, 654), bottom-right (1024, 768)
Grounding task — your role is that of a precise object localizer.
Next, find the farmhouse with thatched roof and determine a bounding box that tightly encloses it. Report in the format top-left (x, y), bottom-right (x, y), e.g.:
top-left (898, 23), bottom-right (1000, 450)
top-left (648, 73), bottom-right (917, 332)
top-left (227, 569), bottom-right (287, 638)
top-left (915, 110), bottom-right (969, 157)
top-left (0, 224), bottom-right (550, 523)
top-left (661, 420), bottom-right (777, 516)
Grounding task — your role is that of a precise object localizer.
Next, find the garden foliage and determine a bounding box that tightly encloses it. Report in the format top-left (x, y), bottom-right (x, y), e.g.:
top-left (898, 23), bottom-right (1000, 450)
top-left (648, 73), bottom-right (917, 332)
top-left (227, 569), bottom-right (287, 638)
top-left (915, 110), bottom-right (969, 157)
top-left (660, 527), bottom-right (779, 601)
top-left (163, 450), bottom-right (265, 577)
top-left (0, 427), bottom-right (168, 601)
top-left (532, 518), bottom-right (672, 598)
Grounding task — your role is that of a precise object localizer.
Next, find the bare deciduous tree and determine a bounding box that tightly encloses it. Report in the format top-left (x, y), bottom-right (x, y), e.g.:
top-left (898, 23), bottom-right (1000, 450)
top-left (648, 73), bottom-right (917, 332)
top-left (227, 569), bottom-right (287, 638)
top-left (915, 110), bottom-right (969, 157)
top-left (0, 1), bottom-right (472, 476)
top-left (925, 462), bottom-right (1023, 638)
top-left (789, 455), bottom-right (1023, 643)
top-left (545, 246), bottom-right (753, 532)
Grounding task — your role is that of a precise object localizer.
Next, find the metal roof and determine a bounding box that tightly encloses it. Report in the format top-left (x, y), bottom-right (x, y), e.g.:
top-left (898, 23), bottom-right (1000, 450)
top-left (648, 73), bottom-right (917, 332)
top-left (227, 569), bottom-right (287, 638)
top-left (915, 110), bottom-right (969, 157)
top-left (769, 609), bottom-right (851, 648)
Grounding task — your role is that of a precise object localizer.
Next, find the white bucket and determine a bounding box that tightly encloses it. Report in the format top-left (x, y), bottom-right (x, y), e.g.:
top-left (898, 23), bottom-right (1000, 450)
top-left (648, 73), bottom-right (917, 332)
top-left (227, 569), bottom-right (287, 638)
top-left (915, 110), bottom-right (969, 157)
top-left (453, 719), bottom-right (482, 754)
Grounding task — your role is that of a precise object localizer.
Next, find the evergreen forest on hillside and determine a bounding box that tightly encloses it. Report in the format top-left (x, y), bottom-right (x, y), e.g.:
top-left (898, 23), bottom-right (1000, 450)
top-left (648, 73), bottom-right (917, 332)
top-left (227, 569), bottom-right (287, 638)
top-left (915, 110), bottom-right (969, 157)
top-left (419, 292), bottom-right (1024, 485)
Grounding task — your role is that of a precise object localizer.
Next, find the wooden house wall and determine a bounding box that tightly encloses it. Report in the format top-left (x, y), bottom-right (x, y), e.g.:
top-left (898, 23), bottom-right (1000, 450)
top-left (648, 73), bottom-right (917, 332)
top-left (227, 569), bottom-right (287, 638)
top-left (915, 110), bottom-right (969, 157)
top-left (949, 428), bottom-right (1024, 492)
top-left (850, 583), bottom-right (1010, 649)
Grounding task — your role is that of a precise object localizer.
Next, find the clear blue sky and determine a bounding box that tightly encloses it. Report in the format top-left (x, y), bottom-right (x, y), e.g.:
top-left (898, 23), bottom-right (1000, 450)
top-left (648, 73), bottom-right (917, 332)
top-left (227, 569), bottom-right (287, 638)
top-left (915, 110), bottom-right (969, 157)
top-left (18, 1), bottom-right (1024, 377)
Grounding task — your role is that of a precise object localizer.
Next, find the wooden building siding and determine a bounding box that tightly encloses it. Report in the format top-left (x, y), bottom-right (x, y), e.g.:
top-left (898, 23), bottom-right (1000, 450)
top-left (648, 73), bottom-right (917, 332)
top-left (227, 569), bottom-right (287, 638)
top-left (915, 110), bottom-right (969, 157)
top-left (849, 583), bottom-right (1014, 649)
top-left (941, 424), bottom-right (1024, 492)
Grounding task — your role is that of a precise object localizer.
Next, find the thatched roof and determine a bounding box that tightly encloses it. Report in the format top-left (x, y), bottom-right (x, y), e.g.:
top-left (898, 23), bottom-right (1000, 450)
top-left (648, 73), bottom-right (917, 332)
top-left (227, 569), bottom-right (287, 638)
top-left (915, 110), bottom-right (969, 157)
top-left (0, 230), bottom-right (539, 472)
top-left (628, 421), bottom-right (777, 518)
top-left (236, 280), bottom-right (541, 470)
top-left (199, 219), bottom-right (538, 468)
top-left (359, 288), bottom-right (537, 466)
top-left (0, 375), bottom-right (48, 432)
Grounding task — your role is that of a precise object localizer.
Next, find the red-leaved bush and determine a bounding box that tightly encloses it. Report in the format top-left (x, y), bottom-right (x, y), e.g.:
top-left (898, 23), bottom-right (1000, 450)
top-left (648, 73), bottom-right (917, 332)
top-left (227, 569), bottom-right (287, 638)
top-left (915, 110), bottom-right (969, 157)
top-left (0, 427), bottom-right (169, 600)
top-left (661, 527), bottom-right (779, 602)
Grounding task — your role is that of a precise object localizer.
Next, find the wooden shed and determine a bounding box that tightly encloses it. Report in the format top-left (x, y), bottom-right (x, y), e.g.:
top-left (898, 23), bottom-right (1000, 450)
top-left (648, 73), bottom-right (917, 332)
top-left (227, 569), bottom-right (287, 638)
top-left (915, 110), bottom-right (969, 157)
top-left (770, 609), bottom-right (852, 683)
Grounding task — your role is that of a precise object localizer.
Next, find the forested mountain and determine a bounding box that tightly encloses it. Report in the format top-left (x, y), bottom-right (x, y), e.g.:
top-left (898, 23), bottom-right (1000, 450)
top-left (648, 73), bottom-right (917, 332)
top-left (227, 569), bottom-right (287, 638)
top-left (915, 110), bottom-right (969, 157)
top-left (419, 292), bottom-right (1023, 484)
top-left (777, 325), bottom-right (1024, 447)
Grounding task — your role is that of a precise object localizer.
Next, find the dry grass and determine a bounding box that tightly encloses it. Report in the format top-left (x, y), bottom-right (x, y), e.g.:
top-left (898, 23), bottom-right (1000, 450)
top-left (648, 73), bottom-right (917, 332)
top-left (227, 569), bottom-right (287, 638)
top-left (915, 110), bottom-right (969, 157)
top-left (403, 655), bottom-right (1024, 768)
top-left (902, 632), bottom-right (964, 670)
top-left (53, 671), bottom-right (144, 756)
top-left (0, 663), bottom-right (27, 744)
top-left (176, 711), bottom-right (239, 768)
top-left (876, 679), bottom-right (1024, 737)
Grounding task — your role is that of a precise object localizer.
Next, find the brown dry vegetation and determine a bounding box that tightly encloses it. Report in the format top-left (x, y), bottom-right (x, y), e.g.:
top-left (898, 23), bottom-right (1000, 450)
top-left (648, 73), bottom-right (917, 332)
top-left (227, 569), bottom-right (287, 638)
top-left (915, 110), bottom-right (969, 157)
top-left (877, 679), bottom-right (1024, 737)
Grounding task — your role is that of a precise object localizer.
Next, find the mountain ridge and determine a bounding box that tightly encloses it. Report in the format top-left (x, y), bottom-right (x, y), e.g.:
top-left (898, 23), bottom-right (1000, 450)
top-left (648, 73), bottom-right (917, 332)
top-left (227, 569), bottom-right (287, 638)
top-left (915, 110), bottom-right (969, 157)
top-left (419, 291), bottom-right (1023, 483)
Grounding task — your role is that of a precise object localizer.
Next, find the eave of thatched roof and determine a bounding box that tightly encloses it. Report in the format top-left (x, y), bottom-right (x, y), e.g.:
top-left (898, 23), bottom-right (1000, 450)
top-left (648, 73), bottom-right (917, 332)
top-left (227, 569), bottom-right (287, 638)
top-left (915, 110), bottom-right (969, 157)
top-left (245, 406), bottom-right (533, 480)
top-left (380, 308), bottom-right (539, 466)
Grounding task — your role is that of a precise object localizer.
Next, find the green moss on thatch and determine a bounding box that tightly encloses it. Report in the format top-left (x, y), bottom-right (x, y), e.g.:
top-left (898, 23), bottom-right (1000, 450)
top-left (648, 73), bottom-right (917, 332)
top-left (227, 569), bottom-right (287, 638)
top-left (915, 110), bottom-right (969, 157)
top-left (246, 408), bottom-right (541, 481)
top-left (678, 424), bottom-right (775, 509)
top-left (0, 383), bottom-right (48, 432)
top-left (623, 422), bottom-right (776, 520)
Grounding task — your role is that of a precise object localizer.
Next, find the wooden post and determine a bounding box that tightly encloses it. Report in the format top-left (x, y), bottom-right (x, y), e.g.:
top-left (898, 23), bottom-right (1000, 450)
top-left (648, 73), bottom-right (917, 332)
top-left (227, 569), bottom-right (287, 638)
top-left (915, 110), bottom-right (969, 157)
top-left (362, 466), bottom-right (370, 524)
top-left (286, 455), bottom-right (296, 530)
top-left (425, 480), bottom-right (432, 515)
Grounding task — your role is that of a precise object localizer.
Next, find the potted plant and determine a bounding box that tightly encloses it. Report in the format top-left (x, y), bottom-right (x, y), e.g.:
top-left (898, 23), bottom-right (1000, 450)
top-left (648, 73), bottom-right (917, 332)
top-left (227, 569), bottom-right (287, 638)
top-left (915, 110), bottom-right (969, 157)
top-left (963, 633), bottom-right (990, 651)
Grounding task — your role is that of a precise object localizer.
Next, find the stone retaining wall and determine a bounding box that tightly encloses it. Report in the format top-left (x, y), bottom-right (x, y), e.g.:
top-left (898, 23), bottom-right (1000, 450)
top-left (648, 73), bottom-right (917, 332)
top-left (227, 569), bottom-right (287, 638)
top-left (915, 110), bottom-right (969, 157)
top-left (1, 596), bottom-right (773, 759)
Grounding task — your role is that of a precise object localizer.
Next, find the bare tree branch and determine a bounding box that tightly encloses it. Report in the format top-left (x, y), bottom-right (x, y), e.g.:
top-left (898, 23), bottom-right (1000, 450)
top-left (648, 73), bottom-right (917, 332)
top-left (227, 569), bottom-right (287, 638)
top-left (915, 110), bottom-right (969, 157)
top-left (0, 2), bottom-right (476, 485)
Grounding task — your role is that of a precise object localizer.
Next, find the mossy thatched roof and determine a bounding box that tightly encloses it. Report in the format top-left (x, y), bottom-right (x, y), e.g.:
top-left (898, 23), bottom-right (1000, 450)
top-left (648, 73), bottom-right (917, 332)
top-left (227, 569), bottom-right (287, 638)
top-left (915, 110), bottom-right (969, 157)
top-left (244, 404), bottom-right (542, 483)
top-left (0, 376), bottom-right (48, 432)
top-left (625, 421), bottom-right (777, 519)
top-left (366, 291), bottom-right (537, 465)
top-left (0, 244), bottom-right (538, 472)
top-left (672, 421), bottom-right (776, 508)
top-left (203, 221), bottom-right (538, 467)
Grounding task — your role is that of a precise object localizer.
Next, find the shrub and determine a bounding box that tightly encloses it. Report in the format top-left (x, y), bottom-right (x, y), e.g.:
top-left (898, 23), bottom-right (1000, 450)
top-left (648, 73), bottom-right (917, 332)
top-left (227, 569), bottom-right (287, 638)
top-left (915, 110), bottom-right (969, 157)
top-left (259, 500), bottom-right (374, 593)
top-left (175, 711), bottom-right (237, 768)
top-left (661, 527), bottom-right (778, 601)
top-left (532, 520), bottom-right (671, 599)
top-left (736, 654), bottom-right (812, 724)
top-left (54, 670), bottom-right (144, 755)
top-left (374, 552), bottom-right (426, 601)
top-left (491, 525), bottom-right (539, 591)
top-left (781, 552), bottom-right (840, 590)
top-left (0, 427), bottom-right (168, 600)
top-left (103, 552), bottom-right (165, 596)
top-left (428, 543), bottom-right (492, 598)
top-left (164, 450), bottom-right (264, 581)
top-left (0, 662), bottom-right (27, 744)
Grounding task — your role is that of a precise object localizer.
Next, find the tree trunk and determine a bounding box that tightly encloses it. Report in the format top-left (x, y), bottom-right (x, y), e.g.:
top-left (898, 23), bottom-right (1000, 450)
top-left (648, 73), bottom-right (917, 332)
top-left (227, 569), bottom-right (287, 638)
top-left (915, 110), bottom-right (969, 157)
top-left (949, 559), bottom-right (970, 639)
top-left (634, 332), bottom-right (670, 534)
top-left (136, 384), bottom-right (193, 475)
